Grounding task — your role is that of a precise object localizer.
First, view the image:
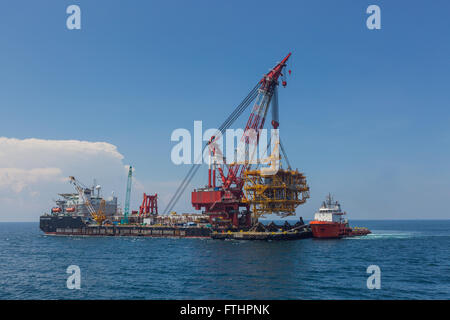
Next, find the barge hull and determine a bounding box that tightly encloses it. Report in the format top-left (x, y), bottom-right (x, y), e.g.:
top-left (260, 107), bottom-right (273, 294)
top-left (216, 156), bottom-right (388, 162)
top-left (40, 215), bottom-right (211, 238)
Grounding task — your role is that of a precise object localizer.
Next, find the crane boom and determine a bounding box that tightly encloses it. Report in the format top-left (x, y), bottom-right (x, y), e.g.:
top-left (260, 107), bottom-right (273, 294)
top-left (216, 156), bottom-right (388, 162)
top-left (218, 53), bottom-right (291, 190)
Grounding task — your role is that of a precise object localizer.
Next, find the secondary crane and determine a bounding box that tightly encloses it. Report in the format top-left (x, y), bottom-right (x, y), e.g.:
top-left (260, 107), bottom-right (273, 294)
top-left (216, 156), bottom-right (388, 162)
top-left (69, 176), bottom-right (106, 224)
top-left (123, 166), bottom-right (133, 224)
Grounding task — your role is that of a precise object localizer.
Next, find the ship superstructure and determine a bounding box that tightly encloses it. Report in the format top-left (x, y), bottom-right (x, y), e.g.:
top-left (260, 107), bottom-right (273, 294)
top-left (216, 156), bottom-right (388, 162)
top-left (51, 184), bottom-right (118, 218)
top-left (313, 194), bottom-right (346, 224)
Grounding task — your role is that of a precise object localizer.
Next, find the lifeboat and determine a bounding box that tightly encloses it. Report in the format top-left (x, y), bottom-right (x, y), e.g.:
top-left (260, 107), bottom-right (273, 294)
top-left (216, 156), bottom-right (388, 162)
top-left (51, 207), bottom-right (61, 213)
top-left (66, 207), bottom-right (76, 213)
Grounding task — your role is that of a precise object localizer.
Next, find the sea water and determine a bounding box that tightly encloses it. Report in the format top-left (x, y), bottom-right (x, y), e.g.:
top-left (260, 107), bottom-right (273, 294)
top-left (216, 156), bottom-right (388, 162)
top-left (0, 220), bottom-right (448, 299)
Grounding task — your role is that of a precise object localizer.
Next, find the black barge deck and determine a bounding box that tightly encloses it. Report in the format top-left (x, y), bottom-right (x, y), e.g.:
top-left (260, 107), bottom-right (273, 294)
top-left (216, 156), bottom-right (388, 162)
top-left (40, 215), bottom-right (312, 240)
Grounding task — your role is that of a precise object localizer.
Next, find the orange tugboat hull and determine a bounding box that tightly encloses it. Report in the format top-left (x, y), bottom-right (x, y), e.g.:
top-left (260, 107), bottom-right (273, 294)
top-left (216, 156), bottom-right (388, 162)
top-left (310, 221), bottom-right (342, 238)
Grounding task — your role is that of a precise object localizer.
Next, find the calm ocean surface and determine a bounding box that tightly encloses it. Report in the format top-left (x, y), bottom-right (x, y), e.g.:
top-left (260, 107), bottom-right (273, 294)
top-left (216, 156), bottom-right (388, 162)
top-left (0, 220), bottom-right (449, 300)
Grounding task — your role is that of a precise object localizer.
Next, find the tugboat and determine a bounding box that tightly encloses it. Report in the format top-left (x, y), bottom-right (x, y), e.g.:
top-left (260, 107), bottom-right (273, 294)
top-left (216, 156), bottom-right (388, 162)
top-left (310, 194), bottom-right (371, 239)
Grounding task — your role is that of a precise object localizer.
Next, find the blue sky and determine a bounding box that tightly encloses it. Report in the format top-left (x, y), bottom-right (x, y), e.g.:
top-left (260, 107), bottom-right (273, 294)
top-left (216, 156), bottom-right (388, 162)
top-left (0, 0), bottom-right (449, 220)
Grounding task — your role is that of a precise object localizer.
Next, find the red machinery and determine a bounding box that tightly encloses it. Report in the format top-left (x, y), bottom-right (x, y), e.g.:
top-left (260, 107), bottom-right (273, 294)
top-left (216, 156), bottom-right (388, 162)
top-left (191, 53), bottom-right (292, 228)
top-left (139, 193), bottom-right (158, 216)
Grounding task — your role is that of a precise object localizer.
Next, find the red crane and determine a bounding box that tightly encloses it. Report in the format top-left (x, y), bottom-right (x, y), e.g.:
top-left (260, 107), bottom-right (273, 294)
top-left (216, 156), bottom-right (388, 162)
top-left (191, 53), bottom-right (292, 228)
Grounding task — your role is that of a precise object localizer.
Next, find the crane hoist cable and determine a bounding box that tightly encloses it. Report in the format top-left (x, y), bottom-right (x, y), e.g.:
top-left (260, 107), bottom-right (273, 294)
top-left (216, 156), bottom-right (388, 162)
top-left (163, 82), bottom-right (261, 214)
top-left (260, 85), bottom-right (292, 170)
top-left (279, 139), bottom-right (292, 170)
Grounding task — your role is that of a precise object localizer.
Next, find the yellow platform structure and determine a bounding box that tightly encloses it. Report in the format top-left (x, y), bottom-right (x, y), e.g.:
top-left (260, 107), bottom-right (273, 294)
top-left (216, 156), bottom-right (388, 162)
top-left (243, 168), bottom-right (310, 219)
top-left (230, 130), bottom-right (309, 219)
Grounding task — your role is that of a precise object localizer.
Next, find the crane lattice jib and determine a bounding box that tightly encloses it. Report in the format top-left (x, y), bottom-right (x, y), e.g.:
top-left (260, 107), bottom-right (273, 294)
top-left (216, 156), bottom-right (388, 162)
top-left (124, 166), bottom-right (133, 223)
top-left (222, 53), bottom-right (291, 190)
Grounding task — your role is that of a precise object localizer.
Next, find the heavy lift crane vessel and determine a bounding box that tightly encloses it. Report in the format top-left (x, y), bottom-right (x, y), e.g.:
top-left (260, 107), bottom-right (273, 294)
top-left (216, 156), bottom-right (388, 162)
top-left (187, 53), bottom-right (309, 229)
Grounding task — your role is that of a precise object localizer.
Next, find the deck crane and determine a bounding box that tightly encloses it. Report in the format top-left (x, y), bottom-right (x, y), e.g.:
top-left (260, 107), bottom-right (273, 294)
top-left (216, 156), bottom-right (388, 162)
top-left (123, 166), bottom-right (133, 224)
top-left (69, 176), bottom-right (106, 225)
top-left (188, 53), bottom-right (308, 228)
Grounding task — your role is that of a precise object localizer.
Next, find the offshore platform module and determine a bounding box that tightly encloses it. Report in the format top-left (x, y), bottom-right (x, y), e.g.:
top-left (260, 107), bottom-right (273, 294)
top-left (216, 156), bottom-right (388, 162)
top-left (40, 53), bottom-right (312, 240)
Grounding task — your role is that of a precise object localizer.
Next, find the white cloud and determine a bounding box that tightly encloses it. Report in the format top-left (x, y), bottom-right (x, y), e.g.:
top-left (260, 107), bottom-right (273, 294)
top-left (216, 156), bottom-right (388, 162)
top-left (0, 137), bottom-right (127, 221)
top-left (0, 167), bottom-right (63, 193)
top-left (0, 137), bottom-right (123, 169)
